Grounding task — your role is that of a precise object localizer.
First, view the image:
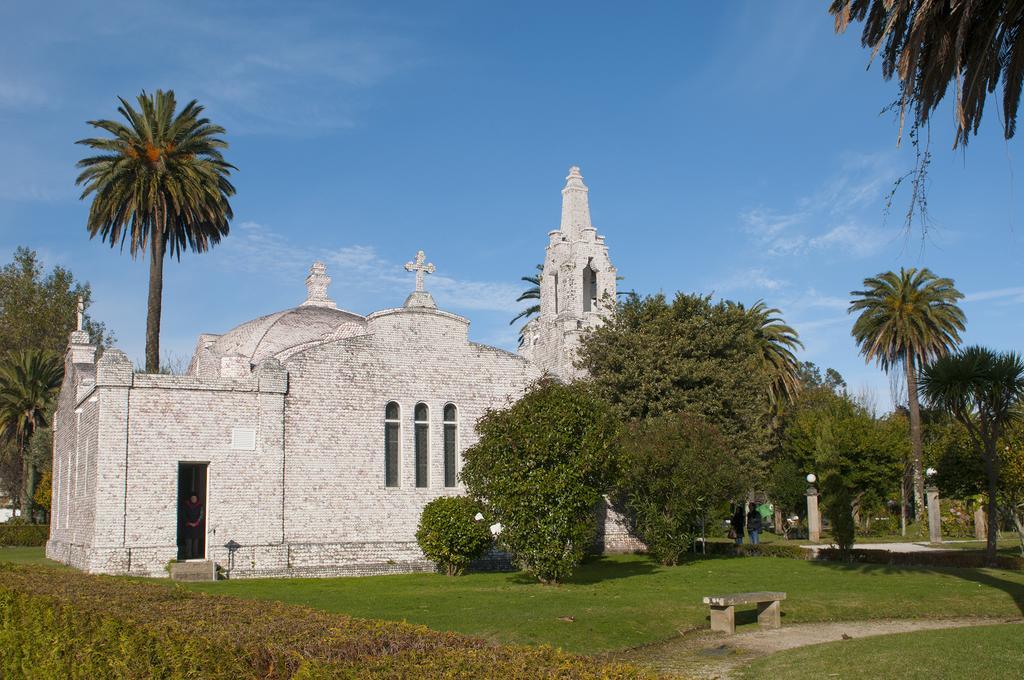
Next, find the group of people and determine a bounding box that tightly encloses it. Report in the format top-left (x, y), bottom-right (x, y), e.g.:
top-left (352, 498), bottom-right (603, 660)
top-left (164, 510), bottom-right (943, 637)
top-left (730, 502), bottom-right (764, 545)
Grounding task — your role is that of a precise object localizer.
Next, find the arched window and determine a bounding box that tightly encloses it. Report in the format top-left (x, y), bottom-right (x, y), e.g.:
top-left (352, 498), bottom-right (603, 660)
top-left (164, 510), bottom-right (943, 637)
top-left (414, 403), bottom-right (429, 488)
top-left (384, 402), bottom-right (400, 487)
top-left (443, 404), bottom-right (458, 487)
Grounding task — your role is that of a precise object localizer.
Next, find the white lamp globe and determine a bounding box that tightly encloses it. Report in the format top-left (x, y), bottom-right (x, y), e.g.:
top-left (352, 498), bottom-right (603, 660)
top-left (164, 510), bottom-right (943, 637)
top-left (926, 467), bottom-right (937, 477)
top-left (806, 473), bottom-right (817, 484)
top-left (474, 512), bottom-right (484, 522)
top-left (489, 522), bottom-right (503, 536)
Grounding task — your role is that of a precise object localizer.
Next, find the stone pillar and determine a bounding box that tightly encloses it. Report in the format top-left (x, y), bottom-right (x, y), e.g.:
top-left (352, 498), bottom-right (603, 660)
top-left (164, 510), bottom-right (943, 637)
top-left (806, 487), bottom-right (821, 543)
top-left (974, 506), bottom-right (988, 542)
top-left (926, 487), bottom-right (942, 544)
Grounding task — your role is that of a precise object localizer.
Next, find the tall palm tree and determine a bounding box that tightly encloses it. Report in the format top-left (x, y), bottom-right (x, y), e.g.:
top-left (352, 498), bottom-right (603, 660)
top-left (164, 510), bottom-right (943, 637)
top-left (921, 347), bottom-right (1024, 563)
top-left (849, 268), bottom-right (965, 520)
top-left (738, 300), bottom-right (804, 410)
top-left (0, 350), bottom-right (63, 517)
top-left (510, 263), bottom-right (543, 326)
top-left (76, 90), bottom-right (235, 373)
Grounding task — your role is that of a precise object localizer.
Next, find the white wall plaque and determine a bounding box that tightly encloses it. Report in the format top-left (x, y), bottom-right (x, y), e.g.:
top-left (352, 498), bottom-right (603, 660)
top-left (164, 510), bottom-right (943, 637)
top-left (231, 427), bottom-right (257, 451)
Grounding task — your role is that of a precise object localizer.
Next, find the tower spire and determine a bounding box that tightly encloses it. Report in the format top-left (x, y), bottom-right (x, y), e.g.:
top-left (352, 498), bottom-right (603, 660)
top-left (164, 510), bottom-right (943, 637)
top-left (559, 166), bottom-right (592, 241)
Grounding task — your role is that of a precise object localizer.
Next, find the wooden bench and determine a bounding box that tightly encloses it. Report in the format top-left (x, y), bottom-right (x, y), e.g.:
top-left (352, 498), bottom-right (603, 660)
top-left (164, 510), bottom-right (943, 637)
top-left (702, 591), bottom-right (786, 634)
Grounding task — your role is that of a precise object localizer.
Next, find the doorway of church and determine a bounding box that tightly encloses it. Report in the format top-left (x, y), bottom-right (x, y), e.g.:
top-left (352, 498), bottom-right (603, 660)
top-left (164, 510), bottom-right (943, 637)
top-left (177, 462), bottom-right (208, 560)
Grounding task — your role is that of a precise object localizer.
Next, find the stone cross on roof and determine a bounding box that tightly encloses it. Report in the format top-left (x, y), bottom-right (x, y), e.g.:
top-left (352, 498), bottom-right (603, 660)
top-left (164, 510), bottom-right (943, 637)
top-left (404, 250), bottom-right (435, 292)
top-left (76, 295), bottom-right (84, 331)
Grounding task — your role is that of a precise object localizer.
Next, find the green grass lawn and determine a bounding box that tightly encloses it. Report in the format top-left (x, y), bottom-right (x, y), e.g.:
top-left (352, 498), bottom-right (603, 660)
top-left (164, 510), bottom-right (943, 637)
top-left (5, 547), bottom-right (1023, 656)
top-left (738, 623), bottom-right (1024, 679)
top-left (181, 553), bottom-right (1024, 654)
top-left (0, 546), bottom-right (58, 566)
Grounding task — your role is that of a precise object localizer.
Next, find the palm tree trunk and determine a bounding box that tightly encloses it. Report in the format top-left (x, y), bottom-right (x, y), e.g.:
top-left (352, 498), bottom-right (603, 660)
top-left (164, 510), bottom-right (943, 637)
top-left (145, 225), bottom-right (166, 373)
top-left (905, 360), bottom-right (926, 522)
top-left (982, 436), bottom-right (1001, 564)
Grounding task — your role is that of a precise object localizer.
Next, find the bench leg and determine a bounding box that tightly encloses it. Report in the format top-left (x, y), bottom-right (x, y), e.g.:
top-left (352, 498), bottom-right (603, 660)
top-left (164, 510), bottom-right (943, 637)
top-left (756, 600), bottom-right (781, 629)
top-left (709, 605), bottom-right (735, 634)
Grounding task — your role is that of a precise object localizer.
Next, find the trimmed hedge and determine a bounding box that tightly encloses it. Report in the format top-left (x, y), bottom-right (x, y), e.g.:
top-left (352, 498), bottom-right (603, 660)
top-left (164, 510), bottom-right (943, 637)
top-left (817, 548), bottom-right (1024, 571)
top-left (699, 541), bottom-right (810, 560)
top-left (0, 563), bottom-right (653, 679)
top-left (0, 524), bottom-right (48, 547)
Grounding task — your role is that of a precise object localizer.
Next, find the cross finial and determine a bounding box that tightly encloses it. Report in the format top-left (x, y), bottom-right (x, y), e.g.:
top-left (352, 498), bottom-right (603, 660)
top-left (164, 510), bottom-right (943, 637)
top-left (76, 295), bottom-right (84, 331)
top-left (301, 262), bottom-right (337, 308)
top-left (404, 250), bottom-right (435, 292)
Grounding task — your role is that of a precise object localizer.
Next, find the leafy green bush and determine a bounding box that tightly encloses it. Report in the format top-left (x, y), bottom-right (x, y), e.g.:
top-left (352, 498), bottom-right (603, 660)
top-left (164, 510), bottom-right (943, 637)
top-left (822, 477), bottom-right (856, 557)
top-left (460, 380), bottom-right (619, 584)
top-left (0, 524), bottom-right (48, 547)
top-left (0, 563), bottom-right (649, 679)
top-left (701, 541), bottom-right (810, 560)
top-left (615, 413), bottom-right (743, 565)
top-left (416, 496), bottom-right (492, 576)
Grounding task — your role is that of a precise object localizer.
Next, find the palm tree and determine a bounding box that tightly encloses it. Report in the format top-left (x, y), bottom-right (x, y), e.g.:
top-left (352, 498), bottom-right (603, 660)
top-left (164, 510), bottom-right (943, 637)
top-left (0, 350), bottom-right (63, 518)
top-left (831, 0), bottom-right (1024, 147)
top-left (738, 300), bottom-right (804, 410)
top-left (510, 264), bottom-right (543, 326)
top-left (920, 347), bottom-right (1024, 563)
top-left (849, 268), bottom-right (965, 521)
top-left (76, 90), bottom-right (235, 373)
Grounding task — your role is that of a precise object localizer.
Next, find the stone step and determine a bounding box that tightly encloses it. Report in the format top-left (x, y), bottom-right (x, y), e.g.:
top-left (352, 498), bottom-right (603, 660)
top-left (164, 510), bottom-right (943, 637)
top-left (169, 560), bottom-right (217, 581)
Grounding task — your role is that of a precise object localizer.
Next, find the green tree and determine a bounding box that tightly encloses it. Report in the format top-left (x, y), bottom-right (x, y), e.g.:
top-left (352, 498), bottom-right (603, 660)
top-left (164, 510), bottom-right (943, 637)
top-left (416, 496), bottom-right (493, 576)
top-left (0, 350), bottom-right (63, 518)
top-left (1001, 423), bottom-right (1024, 556)
top-left (920, 346), bottom-right (1024, 563)
top-left (831, 0), bottom-right (1024, 147)
top-left (615, 412), bottom-right (743, 565)
top-left (579, 293), bottom-right (773, 474)
top-left (734, 300), bottom-right (804, 411)
top-left (849, 268), bottom-right (965, 521)
top-left (76, 90), bottom-right (236, 373)
top-left (780, 386), bottom-right (905, 525)
top-left (460, 381), bottom-right (618, 583)
top-left (0, 247), bottom-right (113, 354)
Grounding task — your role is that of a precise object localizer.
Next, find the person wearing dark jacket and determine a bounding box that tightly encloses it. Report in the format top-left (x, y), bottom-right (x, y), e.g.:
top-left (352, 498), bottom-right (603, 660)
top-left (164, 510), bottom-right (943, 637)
top-left (730, 505), bottom-right (745, 545)
top-left (182, 494), bottom-right (204, 559)
top-left (746, 502), bottom-right (763, 545)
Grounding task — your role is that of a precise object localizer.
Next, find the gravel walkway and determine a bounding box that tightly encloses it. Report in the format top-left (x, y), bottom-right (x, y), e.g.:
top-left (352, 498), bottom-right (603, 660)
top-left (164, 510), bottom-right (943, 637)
top-left (614, 617), bottom-right (1022, 679)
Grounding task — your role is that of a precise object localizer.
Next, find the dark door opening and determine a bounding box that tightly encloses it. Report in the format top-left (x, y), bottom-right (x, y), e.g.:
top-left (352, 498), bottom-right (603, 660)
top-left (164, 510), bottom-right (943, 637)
top-left (177, 462), bottom-right (208, 560)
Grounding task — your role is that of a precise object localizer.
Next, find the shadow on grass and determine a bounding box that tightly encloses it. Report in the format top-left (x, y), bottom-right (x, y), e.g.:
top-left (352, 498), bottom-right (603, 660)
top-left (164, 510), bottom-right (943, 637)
top-left (805, 559), bottom-right (1024, 617)
top-left (505, 555), bottom-right (660, 585)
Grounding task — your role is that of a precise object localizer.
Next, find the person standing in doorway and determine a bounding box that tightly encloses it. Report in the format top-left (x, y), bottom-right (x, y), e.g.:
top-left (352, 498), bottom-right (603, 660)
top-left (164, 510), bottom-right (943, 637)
top-left (730, 505), bottom-right (745, 545)
top-left (183, 494), bottom-right (204, 559)
top-left (747, 502), bottom-right (763, 545)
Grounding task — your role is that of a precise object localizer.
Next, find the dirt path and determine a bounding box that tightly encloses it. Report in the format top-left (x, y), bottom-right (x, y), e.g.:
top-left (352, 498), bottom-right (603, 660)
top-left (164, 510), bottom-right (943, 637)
top-left (613, 617), bottom-right (1023, 679)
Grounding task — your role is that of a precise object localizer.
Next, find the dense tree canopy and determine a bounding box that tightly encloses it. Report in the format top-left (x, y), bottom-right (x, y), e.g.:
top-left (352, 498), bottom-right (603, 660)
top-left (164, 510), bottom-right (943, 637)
top-left (0, 247), bottom-right (113, 355)
top-left (579, 293), bottom-right (774, 472)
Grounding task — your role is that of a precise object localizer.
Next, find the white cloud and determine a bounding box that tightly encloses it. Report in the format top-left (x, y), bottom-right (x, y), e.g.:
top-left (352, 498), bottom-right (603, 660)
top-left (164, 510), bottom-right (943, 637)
top-left (740, 152), bottom-right (899, 259)
top-left (712, 267), bottom-right (790, 294)
top-left (963, 287), bottom-right (1024, 305)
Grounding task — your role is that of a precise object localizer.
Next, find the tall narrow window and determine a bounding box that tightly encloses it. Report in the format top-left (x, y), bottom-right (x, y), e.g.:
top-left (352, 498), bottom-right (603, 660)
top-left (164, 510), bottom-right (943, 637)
top-left (443, 404), bottom-right (458, 487)
top-left (583, 260), bottom-right (597, 312)
top-left (553, 272), bottom-right (560, 313)
top-left (384, 402), bottom-right (400, 487)
top-left (414, 403), bottom-right (429, 488)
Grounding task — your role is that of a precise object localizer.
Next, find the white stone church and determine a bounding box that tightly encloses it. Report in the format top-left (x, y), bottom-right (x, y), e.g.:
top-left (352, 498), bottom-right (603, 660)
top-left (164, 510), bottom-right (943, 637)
top-left (46, 167), bottom-right (637, 578)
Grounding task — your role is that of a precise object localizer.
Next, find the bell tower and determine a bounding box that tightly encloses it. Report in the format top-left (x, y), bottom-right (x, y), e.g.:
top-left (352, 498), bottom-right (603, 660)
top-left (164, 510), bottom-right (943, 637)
top-left (519, 166), bottom-right (616, 380)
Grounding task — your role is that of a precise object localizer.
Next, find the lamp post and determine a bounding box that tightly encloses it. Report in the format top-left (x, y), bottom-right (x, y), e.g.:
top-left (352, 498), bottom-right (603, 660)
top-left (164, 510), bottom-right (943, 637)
top-left (805, 473), bottom-right (821, 543)
top-left (925, 467), bottom-right (942, 545)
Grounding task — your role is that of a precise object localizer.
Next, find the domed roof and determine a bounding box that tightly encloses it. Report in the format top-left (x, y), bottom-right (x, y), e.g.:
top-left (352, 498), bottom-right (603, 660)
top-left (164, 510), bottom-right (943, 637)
top-left (206, 262), bottom-right (366, 367)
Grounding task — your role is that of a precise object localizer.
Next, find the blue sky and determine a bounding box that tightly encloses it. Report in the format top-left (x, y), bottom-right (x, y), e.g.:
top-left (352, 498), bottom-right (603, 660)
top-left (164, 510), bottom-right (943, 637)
top-left (1, 2), bottom-right (1021, 409)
